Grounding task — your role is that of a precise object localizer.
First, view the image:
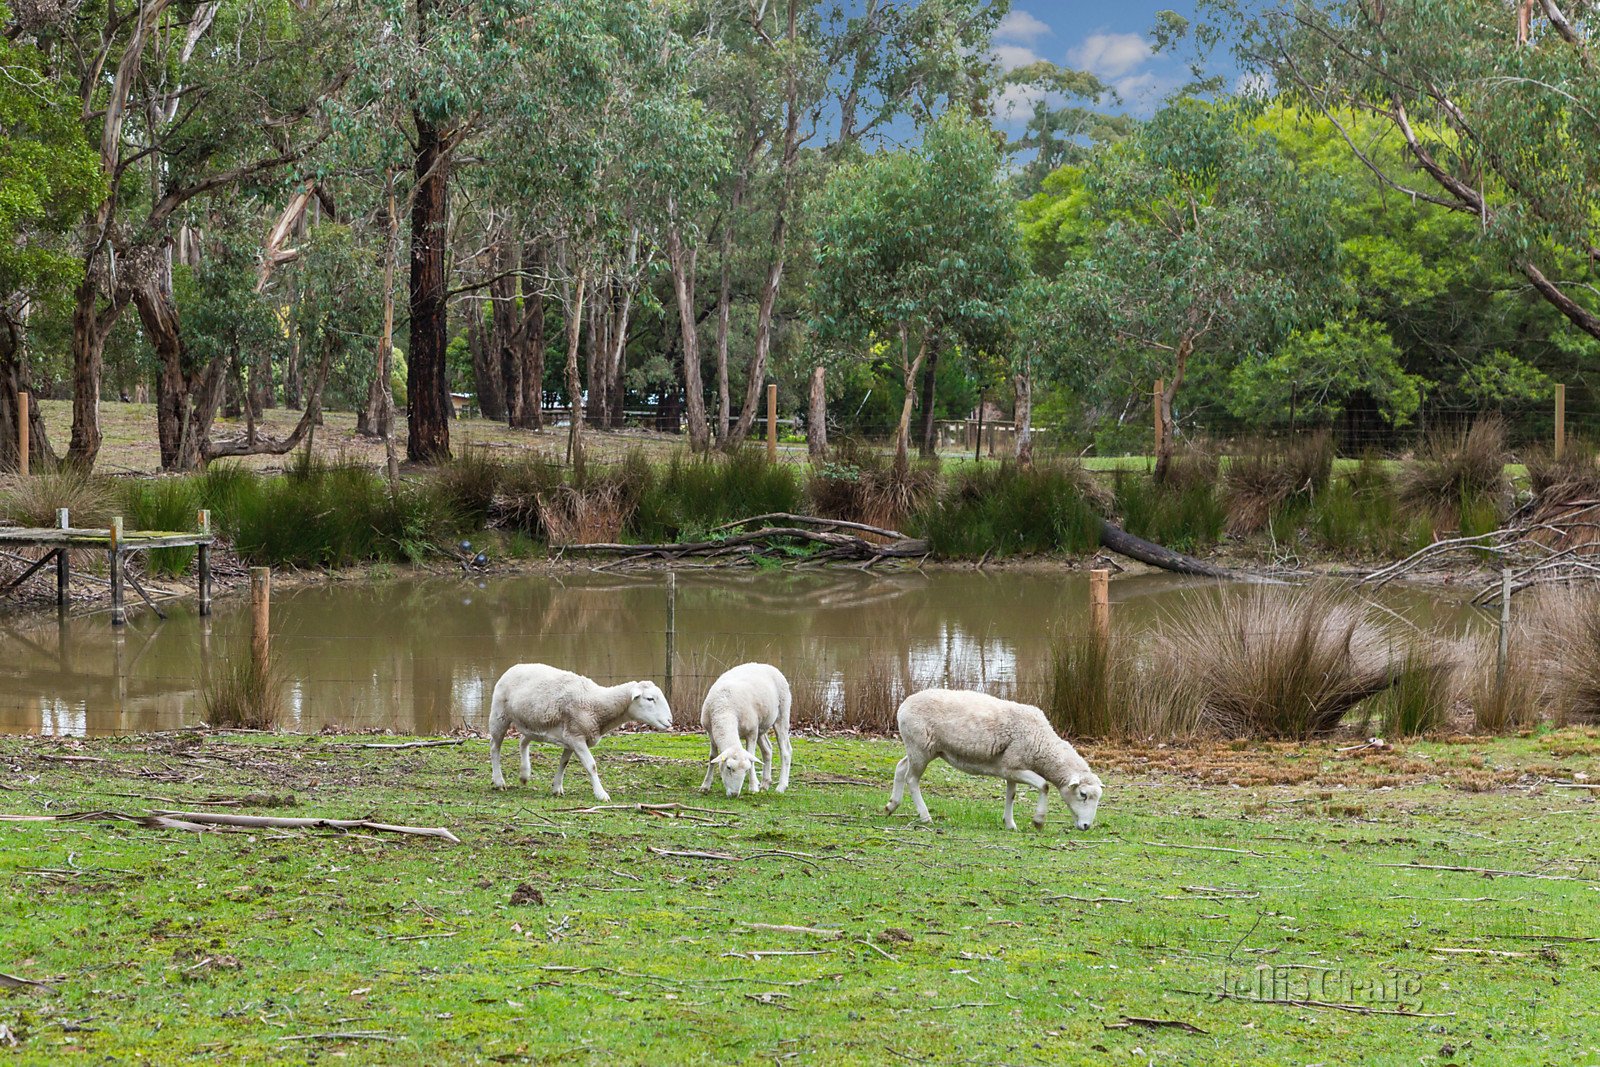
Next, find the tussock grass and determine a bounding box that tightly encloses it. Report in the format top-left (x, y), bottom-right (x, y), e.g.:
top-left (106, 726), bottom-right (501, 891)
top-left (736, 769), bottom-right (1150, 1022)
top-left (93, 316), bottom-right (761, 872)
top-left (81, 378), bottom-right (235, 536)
top-left (634, 449), bottom-right (803, 541)
top-left (1112, 467), bottom-right (1225, 553)
top-left (1536, 589), bottom-right (1600, 723)
top-left (914, 461), bottom-right (1103, 559)
top-left (203, 656), bottom-right (281, 729)
top-left (494, 453), bottom-right (567, 537)
top-left (1400, 417), bottom-right (1507, 532)
top-left (1043, 626), bottom-right (1125, 739)
top-left (1153, 587), bottom-right (1397, 739)
top-left (1371, 643), bottom-right (1454, 738)
top-left (807, 440), bottom-right (937, 532)
top-left (1224, 432), bottom-right (1334, 536)
top-left (435, 446), bottom-right (504, 530)
top-left (123, 477), bottom-right (201, 576)
top-left (0, 465), bottom-right (116, 528)
top-left (537, 484), bottom-right (632, 546)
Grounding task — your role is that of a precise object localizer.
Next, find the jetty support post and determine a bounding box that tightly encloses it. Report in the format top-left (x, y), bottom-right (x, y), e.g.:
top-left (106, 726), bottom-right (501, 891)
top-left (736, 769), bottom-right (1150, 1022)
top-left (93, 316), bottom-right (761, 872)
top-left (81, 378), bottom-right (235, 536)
top-left (197, 509), bottom-right (212, 616)
top-left (109, 517), bottom-right (125, 626)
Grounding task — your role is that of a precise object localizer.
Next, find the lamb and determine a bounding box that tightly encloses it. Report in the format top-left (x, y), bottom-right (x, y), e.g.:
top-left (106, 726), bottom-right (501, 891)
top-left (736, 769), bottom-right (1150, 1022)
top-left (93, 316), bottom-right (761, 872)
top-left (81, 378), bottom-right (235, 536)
top-left (698, 662), bottom-right (793, 797)
top-left (885, 689), bottom-right (1103, 831)
top-left (488, 664), bottom-right (672, 800)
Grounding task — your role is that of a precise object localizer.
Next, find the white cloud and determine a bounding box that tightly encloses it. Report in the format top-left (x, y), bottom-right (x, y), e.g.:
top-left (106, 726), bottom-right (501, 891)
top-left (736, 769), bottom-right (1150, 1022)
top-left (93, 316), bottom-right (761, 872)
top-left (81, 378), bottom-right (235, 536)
top-left (1068, 31), bottom-right (1153, 79)
top-left (991, 44), bottom-right (1042, 72)
top-left (995, 9), bottom-right (1052, 45)
top-left (1235, 70), bottom-right (1274, 98)
top-left (993, 82), bottom-right (1048, 122)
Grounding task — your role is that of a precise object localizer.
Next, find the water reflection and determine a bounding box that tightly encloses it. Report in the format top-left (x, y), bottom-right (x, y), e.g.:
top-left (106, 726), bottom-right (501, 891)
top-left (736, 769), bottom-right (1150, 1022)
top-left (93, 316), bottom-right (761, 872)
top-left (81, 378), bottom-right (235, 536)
top-left (0, 570), bottom-right (1487, 737)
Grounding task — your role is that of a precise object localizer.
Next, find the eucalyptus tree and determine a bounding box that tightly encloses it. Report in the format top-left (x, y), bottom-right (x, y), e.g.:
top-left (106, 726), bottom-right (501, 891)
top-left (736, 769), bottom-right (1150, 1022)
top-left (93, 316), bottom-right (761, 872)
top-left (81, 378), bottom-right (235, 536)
top-left (1063, 101), bottom-right (1337, 480)
top-left (811, 113), bottom-right (1021, 470)
top-left (1000, 61), bottom-right (1134, 195)
top-left (1217, 0), bottom-right (1600, 342)
top-left (0, 3), bottom-right (104, 470)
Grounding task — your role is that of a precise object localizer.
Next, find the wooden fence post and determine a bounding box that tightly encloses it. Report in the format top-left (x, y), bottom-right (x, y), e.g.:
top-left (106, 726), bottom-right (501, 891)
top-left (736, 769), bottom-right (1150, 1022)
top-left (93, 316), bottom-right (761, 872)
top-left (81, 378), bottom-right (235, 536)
top-left (109, 516), bottom-right (125, 626)
top-left (1089, 569), bottom-right (1110, 647)
top-left (56, 508), bottom-right (70, 607)
top-left (1153, 379), bottom-right (1164, 467)
top-left (664, 570), bottom-right (677, 703)
top-left (766, 383), bottom-right (778, 462)
top-left (197, 509), bottom-right (212, 616)
top-left (1497, 566), bottom-right (1512, 692)
top-left (251, 567), bottom-right (271, 681)
top-left (1554, 383), bottom-right (1566, 461)
top-left (17, 391), bottom-right (28, 477)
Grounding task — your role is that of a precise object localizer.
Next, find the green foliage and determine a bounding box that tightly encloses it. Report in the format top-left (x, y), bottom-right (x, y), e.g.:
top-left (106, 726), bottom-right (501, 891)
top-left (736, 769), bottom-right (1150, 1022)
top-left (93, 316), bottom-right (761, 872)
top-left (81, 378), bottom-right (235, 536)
top-left (1228, 318), bottom-right (1424, 428)
top-left (1112, 470), bottom-right (1226, 554)
top-left (913, 462), bottom-right (1103, 559)
top-left (123, 479), bottom-right (201, 577)
top-left (435, 447), bottom-right (505, 530)
top-left (633, 451), bottom-right (803, 542)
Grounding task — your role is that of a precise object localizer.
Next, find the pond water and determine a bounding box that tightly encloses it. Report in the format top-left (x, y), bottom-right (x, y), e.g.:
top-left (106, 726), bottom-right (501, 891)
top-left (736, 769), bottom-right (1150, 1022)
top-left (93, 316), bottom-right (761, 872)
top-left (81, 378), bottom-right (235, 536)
top-left (0, 569), bottom-right (1489, 737)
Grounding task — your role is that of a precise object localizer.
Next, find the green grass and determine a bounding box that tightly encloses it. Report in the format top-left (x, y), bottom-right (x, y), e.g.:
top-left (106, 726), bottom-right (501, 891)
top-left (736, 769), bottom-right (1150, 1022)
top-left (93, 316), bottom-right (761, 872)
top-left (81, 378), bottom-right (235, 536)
top-left (122, 478), bottom-right (202, 577)
top-left (633, 449), bottom-right (805, 541)
top-left (2, 731), bottom-right (1597, 1064)
top-left (913, 461), bottom-right (1103, 558)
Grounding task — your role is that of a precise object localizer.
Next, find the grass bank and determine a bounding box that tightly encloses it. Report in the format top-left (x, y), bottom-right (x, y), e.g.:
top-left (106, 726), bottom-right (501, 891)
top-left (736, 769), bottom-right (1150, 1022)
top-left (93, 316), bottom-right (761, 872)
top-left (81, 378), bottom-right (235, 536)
top-left (1, 730), bottom-right (1597, 1064)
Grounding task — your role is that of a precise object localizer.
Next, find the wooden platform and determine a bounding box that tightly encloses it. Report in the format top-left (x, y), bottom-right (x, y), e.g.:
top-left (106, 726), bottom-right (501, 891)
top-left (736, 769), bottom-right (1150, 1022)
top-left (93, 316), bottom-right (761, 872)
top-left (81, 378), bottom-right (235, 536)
top-left (0, 519), bottom-right (215, 624)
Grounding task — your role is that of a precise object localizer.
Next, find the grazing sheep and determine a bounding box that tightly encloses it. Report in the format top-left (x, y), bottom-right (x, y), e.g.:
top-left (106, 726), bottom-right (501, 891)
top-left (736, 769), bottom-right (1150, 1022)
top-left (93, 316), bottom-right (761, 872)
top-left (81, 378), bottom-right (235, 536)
top-left (698, 662), bottom-right (793, 797)
top-left (886, 689), bottom-right (1103, 831)
top-left (488, 664), bottom-right (672, 800)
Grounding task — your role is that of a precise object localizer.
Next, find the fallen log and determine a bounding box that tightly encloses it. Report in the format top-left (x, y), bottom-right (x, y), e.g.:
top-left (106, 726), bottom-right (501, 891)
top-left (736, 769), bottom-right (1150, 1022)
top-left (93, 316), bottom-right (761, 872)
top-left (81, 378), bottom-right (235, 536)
top-left (1097, 520), bottom-right (1236, 579)
top-left (561, 526), bottom-right (929, 560)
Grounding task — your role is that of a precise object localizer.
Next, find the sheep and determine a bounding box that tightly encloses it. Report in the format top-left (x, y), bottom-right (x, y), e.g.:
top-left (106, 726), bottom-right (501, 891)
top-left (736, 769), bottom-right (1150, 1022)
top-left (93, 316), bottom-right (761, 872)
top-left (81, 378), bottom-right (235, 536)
top-left (698, 662), bottom-right (793, 797)
top-left (885, 689), bottom-right (1103, 831)
top-left (488, 664), bottom-right (672, 800)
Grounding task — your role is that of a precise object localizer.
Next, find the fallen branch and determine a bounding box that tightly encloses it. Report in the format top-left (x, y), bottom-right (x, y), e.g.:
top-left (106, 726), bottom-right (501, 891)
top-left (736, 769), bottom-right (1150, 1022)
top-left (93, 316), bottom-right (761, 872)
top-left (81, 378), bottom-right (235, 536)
top-left (0, 972), bottom-right (54, 993)
top-left (560, 526), bottom-right (929, 561)
top-left (1105, 1016), bottom-right (1207, 1035)
top-left (1141, 840), bottom-right (1265, 857)
top-left (0, 810), bottom-right (460, 844)
top-left (742, 923), bottom-right (846, 939)
top-left (710, 513), bottom-right (909, 540)
top-left (1376, 861), bottom-right (1592, 882)
top-left (338, 739), bottom-right (467, 751)
top-left (1182, 988), bottom-right (1453, 1018)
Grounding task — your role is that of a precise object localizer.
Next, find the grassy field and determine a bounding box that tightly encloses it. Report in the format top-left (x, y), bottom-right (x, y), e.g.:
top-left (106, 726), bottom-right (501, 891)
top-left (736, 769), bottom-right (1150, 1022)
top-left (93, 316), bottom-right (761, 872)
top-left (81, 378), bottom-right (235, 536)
top-left (2, 729), bottom-right (1597, 1064)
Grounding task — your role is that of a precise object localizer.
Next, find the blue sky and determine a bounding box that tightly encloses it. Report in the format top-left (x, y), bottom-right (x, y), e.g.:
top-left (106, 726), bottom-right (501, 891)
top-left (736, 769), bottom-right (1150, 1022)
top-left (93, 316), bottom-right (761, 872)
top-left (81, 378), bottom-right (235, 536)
top-left (989, 1), bottom-right (1211, 125)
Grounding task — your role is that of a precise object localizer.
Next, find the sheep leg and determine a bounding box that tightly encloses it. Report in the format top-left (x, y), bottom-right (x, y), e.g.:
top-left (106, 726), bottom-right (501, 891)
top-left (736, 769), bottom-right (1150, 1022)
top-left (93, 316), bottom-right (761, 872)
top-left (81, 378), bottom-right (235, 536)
top-left (746, 733), bottom-right (762, 793)
top-left (898, 751), bottom-right (933, 824)
top-left (757, 733), bottom-right (775, 791)
top-left (519, 738), bottom-right (533, 785)
top-left (1004, 782), bottom-right (1018, 831)
top-left (570, 739), bottom-right (609, 802)
top-left (1013, 770), bottom-right (1050, 829)
top-left (552, 748), bottom-right (572, 796)
top-left (886, 755), bottom-right (911, 814)
top-left (699, 737), bottom-right (717, 793)
top-left (489, 712), bottom-right (509, 789)
top-left (774, 723), bottom-right (792, 794)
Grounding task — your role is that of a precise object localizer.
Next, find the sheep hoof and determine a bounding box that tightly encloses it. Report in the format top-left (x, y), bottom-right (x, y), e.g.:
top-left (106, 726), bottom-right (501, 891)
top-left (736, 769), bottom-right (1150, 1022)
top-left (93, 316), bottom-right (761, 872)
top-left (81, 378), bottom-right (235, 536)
top-left (593, 790), bottom-right (611, 803)
top-left (775, 785), bottom-right (787, 794)
top-left (1032, 818), bottom-right (1046, 830)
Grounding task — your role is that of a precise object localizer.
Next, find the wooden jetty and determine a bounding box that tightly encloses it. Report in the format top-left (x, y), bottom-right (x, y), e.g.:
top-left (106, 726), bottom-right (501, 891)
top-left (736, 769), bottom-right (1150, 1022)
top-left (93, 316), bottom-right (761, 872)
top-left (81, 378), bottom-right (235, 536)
top-left (0, 509), bottom-right (215, 625)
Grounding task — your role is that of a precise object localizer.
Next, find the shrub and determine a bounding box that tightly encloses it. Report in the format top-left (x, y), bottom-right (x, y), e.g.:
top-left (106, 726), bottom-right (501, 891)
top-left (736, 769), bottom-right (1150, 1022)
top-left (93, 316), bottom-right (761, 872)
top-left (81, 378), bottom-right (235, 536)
top-left (807, 439), bottom-right (937, 532)
top-left (434, 446), bottom-right (503, 530)
top-left (123, 477), bottom-right (201, 577)
top-left (1400, 417), bottom-right (1507, 531)
top-left (1113, 469), bottom-right (1225, 553)
top-left (1153, 586), bottom-right (1397, 739)
top-left (634, 449), bottom-right (801, 541)
top-left (914, 461), bottom-right (1103, 559)
top-left (0, 465), bottom-right (115, 528)
top-left (1224, 432), bottom-right (1334, 536)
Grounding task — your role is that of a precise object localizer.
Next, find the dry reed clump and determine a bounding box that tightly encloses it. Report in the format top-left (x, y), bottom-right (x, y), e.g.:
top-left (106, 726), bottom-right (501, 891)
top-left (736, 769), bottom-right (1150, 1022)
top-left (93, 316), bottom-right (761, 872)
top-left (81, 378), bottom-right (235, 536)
top-left (204, 657), bottom-right (282, 730)
top-left (1457, 627), bottom-right (1545, 734)
top-left (1152, 586), bottom-right (1400, 740)
top-left (1530, 588), bottom-right (1600, 724)
top-left (0, 464), bottom-right (116, 528)
top-left (536, 485), bottom-right (631, 546)
top-left (1159, 445), bottom-right (1221, 494)
top-left (1523, 442), bottom-right (1600, 556)
top-left (807, 440), bottom-right (938, 533)
top-left (1399, 417), bottom-right (1508, 530)
top-left (1042, 625), bottom-right (1203, 740)
top-left (1369, 639), bottom-right (1455, 738)
top-left (1222, 431), bottom-right (1334, 536)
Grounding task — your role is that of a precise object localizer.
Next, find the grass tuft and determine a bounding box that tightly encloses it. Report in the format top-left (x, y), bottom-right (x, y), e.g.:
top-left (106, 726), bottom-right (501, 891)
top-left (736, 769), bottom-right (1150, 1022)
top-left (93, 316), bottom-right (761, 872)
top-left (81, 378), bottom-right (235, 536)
top-left (203, 656), bottom-right (281, 729)
top-left (0, 465), bottom-right (116, 528)
top-left (914, 461), bottom-right (1103, 559)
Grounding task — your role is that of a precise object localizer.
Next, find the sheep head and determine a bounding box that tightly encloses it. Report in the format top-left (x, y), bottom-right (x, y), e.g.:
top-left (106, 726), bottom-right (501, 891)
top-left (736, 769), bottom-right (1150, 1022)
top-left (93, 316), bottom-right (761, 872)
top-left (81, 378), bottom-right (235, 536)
top-left (709, 745), bottom-right (757, 797)
top-left (628, 682), bottom-right (673, 730)
top-left (1063, 771), bottom-right (1104, 831)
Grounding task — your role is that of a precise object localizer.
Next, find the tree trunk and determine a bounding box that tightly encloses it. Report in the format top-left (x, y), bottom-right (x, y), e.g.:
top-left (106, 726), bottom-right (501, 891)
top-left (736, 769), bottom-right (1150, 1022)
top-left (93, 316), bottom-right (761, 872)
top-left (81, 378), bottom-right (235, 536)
top-left (514, 245), bottom-right (545, 430)
top-left (1013, 368), bottom-right (1033, 468)
top-left (134, 265), bottom-right (226, 472)
top-left (406, 53), bottom-right (451, 464)
top-left (563, 266), bottom-right (589, 468)
top-left (361, 179), bottom-right (400, 440)
top-left (727, 0), bottom-right (800, 449)
top-left (712, 160), bottom-right (752, 447)
top-left (807, 364), bottom-right (827, 460)
top-left (490, 240), bottom-right (520, 428)
top-left (917, 345), bottom-right (939, 459)
top-left (1152, 334), bottom-right (1193, 484)
top-left (585, 292), bottom-right (605, 428)
top-left (468, 297), bottom-right (505, 422)
top-left (66, 277), bottom-right (126, 469)
top-left (665, 222), bottom-right (711, 452)
top-left (894, 328), bottom-right (929, 473)
top-left (0, 316), bottom-right (57, 472)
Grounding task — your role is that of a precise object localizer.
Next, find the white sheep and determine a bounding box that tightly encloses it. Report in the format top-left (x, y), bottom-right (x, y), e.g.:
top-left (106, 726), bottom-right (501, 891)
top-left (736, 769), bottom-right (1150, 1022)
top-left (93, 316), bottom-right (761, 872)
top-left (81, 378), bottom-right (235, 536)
top-left (885, 688), bottom-right (1103, 831)
top-left (698, 662), bottom-right (793, 797)
top-left (488, 663), bottom-right (672, 800)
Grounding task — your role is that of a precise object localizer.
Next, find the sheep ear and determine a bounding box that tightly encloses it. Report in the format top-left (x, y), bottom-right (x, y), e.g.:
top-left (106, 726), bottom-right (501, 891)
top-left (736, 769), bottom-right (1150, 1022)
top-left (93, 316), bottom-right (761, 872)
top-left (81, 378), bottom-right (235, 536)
top-left (1068, 773), bottom-right (1083, 789)
top-left (711, 748), bottom-right (734, 767)
top-left (631, 682), bottom-right (645, 699)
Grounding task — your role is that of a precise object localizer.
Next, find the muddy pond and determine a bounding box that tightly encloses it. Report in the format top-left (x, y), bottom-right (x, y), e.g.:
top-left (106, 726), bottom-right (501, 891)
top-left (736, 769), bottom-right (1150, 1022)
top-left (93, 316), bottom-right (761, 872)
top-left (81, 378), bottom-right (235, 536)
top-left (0, 569), bottom-right (1489, 737)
